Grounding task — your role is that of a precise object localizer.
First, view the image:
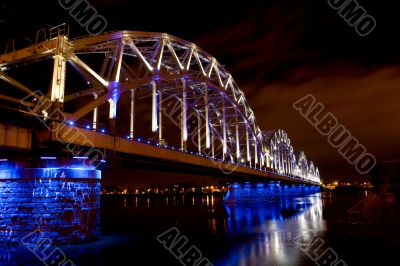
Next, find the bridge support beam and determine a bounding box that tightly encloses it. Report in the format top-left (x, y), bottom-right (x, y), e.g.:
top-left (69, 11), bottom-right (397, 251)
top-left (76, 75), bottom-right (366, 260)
top-left (197, 112), bottom-right (201, 155)
top-left (246, 128), bottom-right (250, 166)
top-left (254, 139), bottom-right (258, 168)
top-left (181, 79), bottom-right (187, 151)
top-left (108, 94), bottom-right (119, 119)
top-left (93, 93), bottom-right (98, 130)
top-left (235, 111), bottom-right (240, 161)
top-left (205, 86), bottom-right (210, 149)
top-left (158, 88), bottom-right (164, 144)
top-left (286, 156), bottom-right (289, 174)
top-left (260, 151), bottom-right (265, 169)
top-left (222, 95), bottom-right (227, 160)
top-left (130, 89), bottom-right (135, 138)
top-left (112, 40), bottom-right (125, 82)
top-left (211, 126), bottom-right (215, 158)
top-left (50, 36), bottom-right (68, 103)
top-left (152, 82), bottom-right (158, 133)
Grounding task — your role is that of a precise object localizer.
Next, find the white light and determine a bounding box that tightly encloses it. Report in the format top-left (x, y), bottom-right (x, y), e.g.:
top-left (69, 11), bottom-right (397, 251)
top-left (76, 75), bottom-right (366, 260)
top-left (72, 55), bottom-right (109, 87)
top-left (182, 79), bottom-right (188, 141)
top-left (42, 110), bottom-right (48, 120)
top-left (128, 42), bottom-right (154, 72)
top-left (152, 82), bottom-right (158, 132)
top-left (73, 157), bottom-right (89, 160)
top-left (156, 42), bottom-right (165, 70)
top-left (51, 55), bottom-right (66, 102)
top-left (108, 98), bottom-right (117, 119)
top-left (41, 157), bottom-right (57, 160)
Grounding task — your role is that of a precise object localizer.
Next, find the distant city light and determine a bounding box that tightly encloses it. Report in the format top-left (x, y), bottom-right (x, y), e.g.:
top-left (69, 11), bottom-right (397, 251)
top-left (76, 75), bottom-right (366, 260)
top-left (41, 157), bottom-right (57, 160)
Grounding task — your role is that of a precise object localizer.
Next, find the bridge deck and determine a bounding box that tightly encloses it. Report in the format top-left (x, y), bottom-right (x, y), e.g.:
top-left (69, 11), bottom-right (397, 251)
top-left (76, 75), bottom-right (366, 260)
top-left (51, 124), bottom-right (318, 185)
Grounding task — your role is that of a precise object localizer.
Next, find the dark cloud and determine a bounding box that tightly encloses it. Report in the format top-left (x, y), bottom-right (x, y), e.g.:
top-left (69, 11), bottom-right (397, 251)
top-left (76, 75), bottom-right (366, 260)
top-left (190, 1), bottom-right (400, 181)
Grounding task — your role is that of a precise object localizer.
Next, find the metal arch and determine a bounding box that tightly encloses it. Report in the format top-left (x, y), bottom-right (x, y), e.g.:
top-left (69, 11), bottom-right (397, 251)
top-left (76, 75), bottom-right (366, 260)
top-left (0, 30), bottom-right (266, 154)
top-left (0, 28), bottom-right (321, 180)
top-left (266, 129), bottom-right (297, 175)
top-left (70, 32), bottom-right (265, 161)
top-left (263, 129), bottom-right (320, 182)
top-left (297, 150), bottom-right (309, 179)
top-left (67, 31), bottom-right (266, 151)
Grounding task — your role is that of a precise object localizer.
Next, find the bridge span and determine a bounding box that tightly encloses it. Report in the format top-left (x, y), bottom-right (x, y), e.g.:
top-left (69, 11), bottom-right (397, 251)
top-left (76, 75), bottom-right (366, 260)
top-left (0, 24), bottom-right (321, 185)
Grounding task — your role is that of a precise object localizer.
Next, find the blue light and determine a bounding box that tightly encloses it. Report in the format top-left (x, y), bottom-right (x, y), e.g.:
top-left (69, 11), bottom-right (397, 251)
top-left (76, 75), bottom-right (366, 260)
top-left (126, 135), bottom-right (131, 139)
top-left (41, 157), bottom-right (56, 160)
top-left (101, 129), bottom-right (106, 133)
top-left (224, 182), bottom-right (320, 204)
top-left (68, 121), bottom-right (74, 126)
top-left (0, 165), bottom-right (101, 245)
top-left (137, 138), bottom-right (142, 142)
top-left (147, 141), bottom-right (150, 144)
top-left (73, 156), bottom-right (88, 160)
top-left (86, 125), bottom-right (91, 130)
top-left (0, 159), bottom-right (9, 171)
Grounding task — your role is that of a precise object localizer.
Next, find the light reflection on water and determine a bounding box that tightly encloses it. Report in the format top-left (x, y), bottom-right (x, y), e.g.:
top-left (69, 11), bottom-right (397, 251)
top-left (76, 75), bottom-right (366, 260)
top-left (0, 182), bottom-right (325, 266)
top-left (218, 183), bottom-right (324, 266)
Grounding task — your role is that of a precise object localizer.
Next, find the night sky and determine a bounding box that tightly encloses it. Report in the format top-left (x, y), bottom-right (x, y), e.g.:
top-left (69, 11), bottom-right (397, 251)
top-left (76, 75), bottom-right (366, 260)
top-left (1, 0), bottom-right (399, 182)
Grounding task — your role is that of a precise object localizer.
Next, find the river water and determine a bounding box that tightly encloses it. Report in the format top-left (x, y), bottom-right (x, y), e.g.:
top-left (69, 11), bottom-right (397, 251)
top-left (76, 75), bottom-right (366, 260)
top-left (1, 183), bottom-right (399, 265)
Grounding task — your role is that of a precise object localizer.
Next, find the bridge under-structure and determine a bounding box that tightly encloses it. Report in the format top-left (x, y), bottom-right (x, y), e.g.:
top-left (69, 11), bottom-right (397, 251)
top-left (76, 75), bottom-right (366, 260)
top-left (0, 24), bottom-right (321, 185)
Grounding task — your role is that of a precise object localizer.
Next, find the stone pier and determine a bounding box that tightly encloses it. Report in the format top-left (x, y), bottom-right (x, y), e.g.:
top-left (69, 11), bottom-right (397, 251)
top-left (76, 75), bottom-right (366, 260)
top-left (0, 160), bottom-right (101, 245)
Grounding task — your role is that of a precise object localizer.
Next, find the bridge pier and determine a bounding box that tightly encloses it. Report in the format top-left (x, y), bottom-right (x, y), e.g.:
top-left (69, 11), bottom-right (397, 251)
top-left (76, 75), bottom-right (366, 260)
top-left (0, 159), bottom-right (101, 245)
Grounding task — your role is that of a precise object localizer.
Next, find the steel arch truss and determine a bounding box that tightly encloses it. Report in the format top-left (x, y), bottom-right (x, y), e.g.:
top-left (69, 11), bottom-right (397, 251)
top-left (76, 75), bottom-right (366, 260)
top-left (0, 28), bottom-right (320, 182)
top-left (265, 130), bottom-right (320, 183)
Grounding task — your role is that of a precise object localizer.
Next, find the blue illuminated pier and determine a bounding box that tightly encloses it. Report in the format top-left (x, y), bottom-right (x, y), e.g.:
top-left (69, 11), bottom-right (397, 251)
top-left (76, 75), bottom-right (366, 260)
top-left (224, 182), bottom-right (320, 203)
top-left (0, 159), bottom-right (101, 245)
